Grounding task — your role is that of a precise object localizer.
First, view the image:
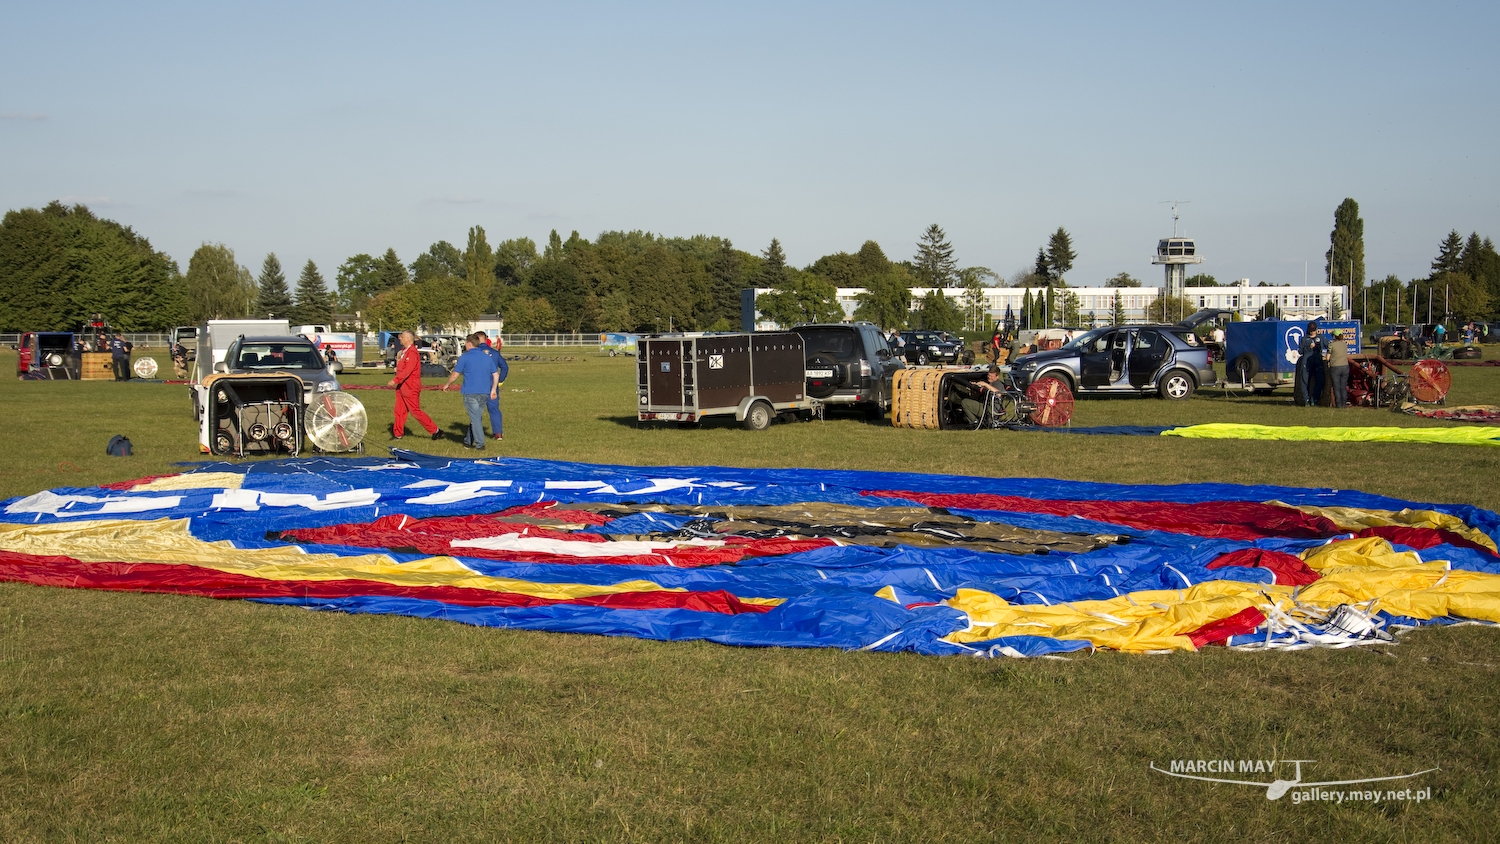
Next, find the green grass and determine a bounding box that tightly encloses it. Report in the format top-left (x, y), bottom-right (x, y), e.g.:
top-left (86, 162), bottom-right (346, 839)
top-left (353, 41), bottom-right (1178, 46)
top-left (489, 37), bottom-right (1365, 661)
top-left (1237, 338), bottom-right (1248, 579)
top-left (2, 346), bottom-right (1499, 842)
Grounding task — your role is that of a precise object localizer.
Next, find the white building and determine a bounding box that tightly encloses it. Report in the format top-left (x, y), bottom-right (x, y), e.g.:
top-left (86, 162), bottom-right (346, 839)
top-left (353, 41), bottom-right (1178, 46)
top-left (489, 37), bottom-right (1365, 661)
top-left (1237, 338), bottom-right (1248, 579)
top-left (749, 280), bottom-right (1348, 330)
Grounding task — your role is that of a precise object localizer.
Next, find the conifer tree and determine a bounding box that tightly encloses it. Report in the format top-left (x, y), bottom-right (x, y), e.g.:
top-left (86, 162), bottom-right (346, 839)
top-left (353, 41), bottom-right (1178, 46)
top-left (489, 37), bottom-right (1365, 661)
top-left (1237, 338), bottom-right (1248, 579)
top-left (254, 253), bottom-right (293, 319)
top-left (1432, 230), bottom-right (1465, 275)
top-left (379, 248), bottom-right (407, 290)
top-left (1045, 228), bottom-right (1075, 284)
top-left (759, 238), bottom-right (790, 287)
top-left (913, 224), bottom-right (957, 288)
top-left (1324, 198), bottom-right (1365, 317)
top-left (1033, 248), bottom-right (1051, 283)
top-left (292, 259), bottom-right (333, 325)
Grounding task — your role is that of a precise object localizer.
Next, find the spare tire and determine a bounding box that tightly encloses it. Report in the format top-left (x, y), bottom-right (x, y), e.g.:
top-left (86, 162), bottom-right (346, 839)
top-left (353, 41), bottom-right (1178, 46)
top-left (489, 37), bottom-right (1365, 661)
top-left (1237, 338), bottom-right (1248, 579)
top-left (1230, 353), bottom-right (1258, 382)
top-left (804, 353), bottom-right (842, 399)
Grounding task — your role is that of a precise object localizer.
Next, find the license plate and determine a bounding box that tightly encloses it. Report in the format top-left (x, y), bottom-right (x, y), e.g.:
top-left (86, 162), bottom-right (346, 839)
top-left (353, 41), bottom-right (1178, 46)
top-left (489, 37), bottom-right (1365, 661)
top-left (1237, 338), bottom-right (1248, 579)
top-left (806, 369), bottom-right (833, 378)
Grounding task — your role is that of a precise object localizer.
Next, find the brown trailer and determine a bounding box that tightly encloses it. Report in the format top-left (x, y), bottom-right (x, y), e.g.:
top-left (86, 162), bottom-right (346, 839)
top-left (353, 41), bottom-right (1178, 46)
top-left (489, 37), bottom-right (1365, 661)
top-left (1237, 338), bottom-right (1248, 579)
top-left (637, 332), bottom-right (819, 430)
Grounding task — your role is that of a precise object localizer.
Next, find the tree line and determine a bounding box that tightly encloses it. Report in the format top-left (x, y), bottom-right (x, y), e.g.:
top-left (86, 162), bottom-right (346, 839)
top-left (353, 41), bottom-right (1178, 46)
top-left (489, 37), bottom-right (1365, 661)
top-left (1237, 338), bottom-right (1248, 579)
top-left (4, 199), bottom-right (1497, 334)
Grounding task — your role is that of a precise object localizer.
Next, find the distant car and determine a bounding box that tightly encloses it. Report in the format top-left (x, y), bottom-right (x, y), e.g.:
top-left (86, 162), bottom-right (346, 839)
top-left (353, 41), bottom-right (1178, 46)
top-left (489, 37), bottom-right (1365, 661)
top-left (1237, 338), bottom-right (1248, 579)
top-left (1008, 324), bottom-right (1215, 400)
top-left (899, 330), bottom-right (964, 365)
top-left (792, 322), bottom-right (904, 418)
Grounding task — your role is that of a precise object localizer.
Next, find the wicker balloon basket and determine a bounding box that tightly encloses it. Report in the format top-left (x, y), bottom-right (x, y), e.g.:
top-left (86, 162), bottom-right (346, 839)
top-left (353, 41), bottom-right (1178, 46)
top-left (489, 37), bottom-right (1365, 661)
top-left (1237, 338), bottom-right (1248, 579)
top-left (890, 368), bottom-right (950, 429)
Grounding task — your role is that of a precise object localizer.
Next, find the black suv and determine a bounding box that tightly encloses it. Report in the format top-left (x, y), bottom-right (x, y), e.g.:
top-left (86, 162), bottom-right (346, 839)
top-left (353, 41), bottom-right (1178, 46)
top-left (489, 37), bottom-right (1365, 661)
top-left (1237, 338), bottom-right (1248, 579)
top-left (793, 322), bottom-right (904, 419)
top-left (899, 330), bottom-right (963, 365)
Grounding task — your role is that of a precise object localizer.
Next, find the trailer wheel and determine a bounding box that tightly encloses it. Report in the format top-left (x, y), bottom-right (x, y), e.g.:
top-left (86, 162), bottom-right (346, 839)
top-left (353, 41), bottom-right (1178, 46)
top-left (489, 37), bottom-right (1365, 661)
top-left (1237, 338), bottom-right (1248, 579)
top-left (1230, 353), bottom-right (1258, 382)
top-left (743, 401), bottom-right (773, 431)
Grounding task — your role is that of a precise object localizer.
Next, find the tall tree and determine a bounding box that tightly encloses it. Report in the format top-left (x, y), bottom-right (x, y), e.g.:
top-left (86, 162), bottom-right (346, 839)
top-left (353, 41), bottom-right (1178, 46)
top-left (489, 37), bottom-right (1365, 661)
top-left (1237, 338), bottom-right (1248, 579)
top-left (379, 248), bottom-right (408, 291)
top-left (1111, 290), bottom-right (1126, 325)
top-left (0, 202), bottom-right (184, 331)
top-left (1033, 248), bottom-right (1051, 284)
top-left (255, 254), bottom-right (294, 318)
top-left (494, 237), bottom-right (538, 288)
top-left (1432, 230), bottom-right (1465, 276)
top-left (1106, 271), bottom-right (1142, 288)
top-left (1183, 274), bottom-right (1218, 287)
top-left (915, 289), bottom-right (963, 331)
top-left (852, 266), bottom-right (913, 330)
top-left (755, 273), bottom-right (843, 327)
top-left (758, 238), bottom-right (790, 288)
top-left (707, 239), bottom-right (745, 328)
top-left (411, 241), bottom-right (465, 282)
top-left (856, 240), bottom-right (890, 278)
top-left (334, 253), bottom-right (381, 313)
top-left (464, 225), bottom-right (496, 312)
top-left (185, 243), bottom-right (255, 323)
top-left (1045, 228), bottom-right (1075, 284)
top-left (1325, 198), bottom-right (1365, 318)
top-left (913, 224), bottom-right (958, 288)
top-left (291, 260), bottom-right (333, 325)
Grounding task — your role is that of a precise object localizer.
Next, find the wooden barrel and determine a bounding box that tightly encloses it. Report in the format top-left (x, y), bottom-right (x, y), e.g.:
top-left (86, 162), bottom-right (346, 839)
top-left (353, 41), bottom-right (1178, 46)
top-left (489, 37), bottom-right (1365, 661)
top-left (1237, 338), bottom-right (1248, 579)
top-left (79, 352), bottom-right (116, 380)
top-left (890, 368), bottom-right (948, 429)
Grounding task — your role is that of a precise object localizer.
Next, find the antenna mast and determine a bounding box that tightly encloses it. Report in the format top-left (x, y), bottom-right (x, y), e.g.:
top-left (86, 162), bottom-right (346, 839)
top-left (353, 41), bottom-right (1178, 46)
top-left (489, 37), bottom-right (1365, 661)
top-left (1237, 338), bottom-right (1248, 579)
top-left (1161, 200), bottom-right (1191, 236)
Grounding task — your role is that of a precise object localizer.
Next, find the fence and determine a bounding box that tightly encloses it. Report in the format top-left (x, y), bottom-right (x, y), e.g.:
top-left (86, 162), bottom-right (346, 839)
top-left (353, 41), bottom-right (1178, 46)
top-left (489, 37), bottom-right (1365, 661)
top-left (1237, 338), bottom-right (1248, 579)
top-left (2, 333), bottom-right (172, 348)
top-left (498, 334), bottom-right (601, 347)
top-left (3, 332), bottom-right (607, 351)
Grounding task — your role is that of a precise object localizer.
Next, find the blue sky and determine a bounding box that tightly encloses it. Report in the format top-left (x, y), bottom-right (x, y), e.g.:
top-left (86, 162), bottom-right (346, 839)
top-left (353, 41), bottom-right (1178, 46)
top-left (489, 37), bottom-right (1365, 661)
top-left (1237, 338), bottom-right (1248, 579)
top-left (3, 1), bottom-right (1496, 289)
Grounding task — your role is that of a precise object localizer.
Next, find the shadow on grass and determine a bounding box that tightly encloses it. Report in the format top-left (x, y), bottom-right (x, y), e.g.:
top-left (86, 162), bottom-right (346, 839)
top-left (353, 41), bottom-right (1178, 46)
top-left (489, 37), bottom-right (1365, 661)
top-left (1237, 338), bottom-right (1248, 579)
top-left (601, 412), bottom-right (888, 429)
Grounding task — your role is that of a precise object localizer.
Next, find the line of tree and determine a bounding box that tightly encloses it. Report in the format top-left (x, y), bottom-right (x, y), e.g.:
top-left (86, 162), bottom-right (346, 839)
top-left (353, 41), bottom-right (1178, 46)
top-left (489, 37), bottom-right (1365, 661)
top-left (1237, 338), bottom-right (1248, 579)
top-left (0, 202), bottom-right (185, 331)
top-left (1361, 230), bottom-right (1497, 324)
top-left (12, 199), bottom-right (1494, 336)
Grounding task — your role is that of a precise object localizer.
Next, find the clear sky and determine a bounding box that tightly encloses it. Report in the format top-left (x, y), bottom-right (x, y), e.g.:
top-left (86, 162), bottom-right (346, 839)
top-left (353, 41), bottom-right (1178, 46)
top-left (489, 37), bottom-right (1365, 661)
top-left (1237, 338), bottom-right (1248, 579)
top-left (3, 1), bottom-right (1496, 289)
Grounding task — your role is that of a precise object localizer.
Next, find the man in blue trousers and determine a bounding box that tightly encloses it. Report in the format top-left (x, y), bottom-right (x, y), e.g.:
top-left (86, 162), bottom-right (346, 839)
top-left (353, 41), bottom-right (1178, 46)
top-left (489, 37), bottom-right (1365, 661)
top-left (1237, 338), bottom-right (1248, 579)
top-left (476, 331), bottom-right (508, 441)
top-left (441, 333), bottom-right (499, 450)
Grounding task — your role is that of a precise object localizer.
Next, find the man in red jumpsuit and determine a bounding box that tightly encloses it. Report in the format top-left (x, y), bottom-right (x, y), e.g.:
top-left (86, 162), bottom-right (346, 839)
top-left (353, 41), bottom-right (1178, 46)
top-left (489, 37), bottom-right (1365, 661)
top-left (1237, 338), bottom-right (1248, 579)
top-left (386, 330), bottom-right (442, 440)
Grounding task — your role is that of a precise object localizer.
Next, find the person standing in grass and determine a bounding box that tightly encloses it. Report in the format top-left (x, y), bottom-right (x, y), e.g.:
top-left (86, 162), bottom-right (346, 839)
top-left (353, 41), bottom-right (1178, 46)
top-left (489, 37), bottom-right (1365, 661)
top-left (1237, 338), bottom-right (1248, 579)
top-left (1326, 333), bottom-right (1350, 408)
top-left (1294, 321), bottom-right (1327, 406)
top-left (475, 331), bottom-right (508, 441)
top-left (387, 330), bottom-right (441, 440)
top-left (109, 333), bottom-right (132, 381)
top-left (441, 333), bottom-right (500, 450)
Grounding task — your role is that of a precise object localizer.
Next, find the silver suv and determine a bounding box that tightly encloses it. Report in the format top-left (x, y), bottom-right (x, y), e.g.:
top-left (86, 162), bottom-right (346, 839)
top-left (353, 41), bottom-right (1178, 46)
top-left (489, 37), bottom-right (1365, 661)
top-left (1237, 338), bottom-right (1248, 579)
top-left (216, 336), bottom-right (342, 401)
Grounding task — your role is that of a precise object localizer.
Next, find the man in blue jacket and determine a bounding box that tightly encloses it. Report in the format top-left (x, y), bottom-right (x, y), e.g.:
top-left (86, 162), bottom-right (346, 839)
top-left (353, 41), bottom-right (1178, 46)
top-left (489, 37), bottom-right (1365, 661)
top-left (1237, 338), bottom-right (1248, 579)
top-left (441, 333), bottom-right (500, 450)
top-left (109, 333), bottom-right (131, 381)
top-left (476, 331), bottom-right (508, 440)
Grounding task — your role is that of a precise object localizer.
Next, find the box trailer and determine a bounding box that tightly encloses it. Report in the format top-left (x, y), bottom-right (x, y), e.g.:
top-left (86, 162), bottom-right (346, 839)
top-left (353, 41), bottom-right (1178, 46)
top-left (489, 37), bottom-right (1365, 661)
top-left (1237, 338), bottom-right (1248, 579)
top-left (1224, 320), bottom-right (1361, 389)
top-left (637, 332), bottom-right (818, 430)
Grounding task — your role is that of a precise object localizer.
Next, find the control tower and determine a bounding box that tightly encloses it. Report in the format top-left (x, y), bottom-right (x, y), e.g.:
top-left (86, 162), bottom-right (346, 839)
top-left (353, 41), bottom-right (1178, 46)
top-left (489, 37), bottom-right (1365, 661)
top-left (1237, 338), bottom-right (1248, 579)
top-left (1151, 203), bottom-right (1202, 298)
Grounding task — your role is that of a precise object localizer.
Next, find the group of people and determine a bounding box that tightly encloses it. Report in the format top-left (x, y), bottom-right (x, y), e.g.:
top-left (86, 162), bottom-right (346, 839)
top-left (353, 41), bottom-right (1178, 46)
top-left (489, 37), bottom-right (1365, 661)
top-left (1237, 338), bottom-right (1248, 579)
top-left (1294, 321), bottom-right (1351, 408)
top-left (386, 329), bottom-right (509, 449)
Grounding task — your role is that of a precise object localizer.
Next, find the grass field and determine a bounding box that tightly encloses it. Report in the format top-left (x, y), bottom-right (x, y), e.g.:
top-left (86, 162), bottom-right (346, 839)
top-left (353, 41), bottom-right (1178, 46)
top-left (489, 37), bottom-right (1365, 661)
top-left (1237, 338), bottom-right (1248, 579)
top-left (2, 347), bottom-right (1499, 842)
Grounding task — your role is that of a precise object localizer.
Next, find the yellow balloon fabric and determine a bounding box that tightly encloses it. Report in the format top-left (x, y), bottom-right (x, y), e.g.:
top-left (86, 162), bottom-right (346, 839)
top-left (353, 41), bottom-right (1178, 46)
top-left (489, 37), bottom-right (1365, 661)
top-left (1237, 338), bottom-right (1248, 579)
top-left (940, 536), bottom-right (1500, 653)
top-left (1161, 423), bottom-right (1500, 447)
top-left (0, 518), bottom-right (696, 602)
